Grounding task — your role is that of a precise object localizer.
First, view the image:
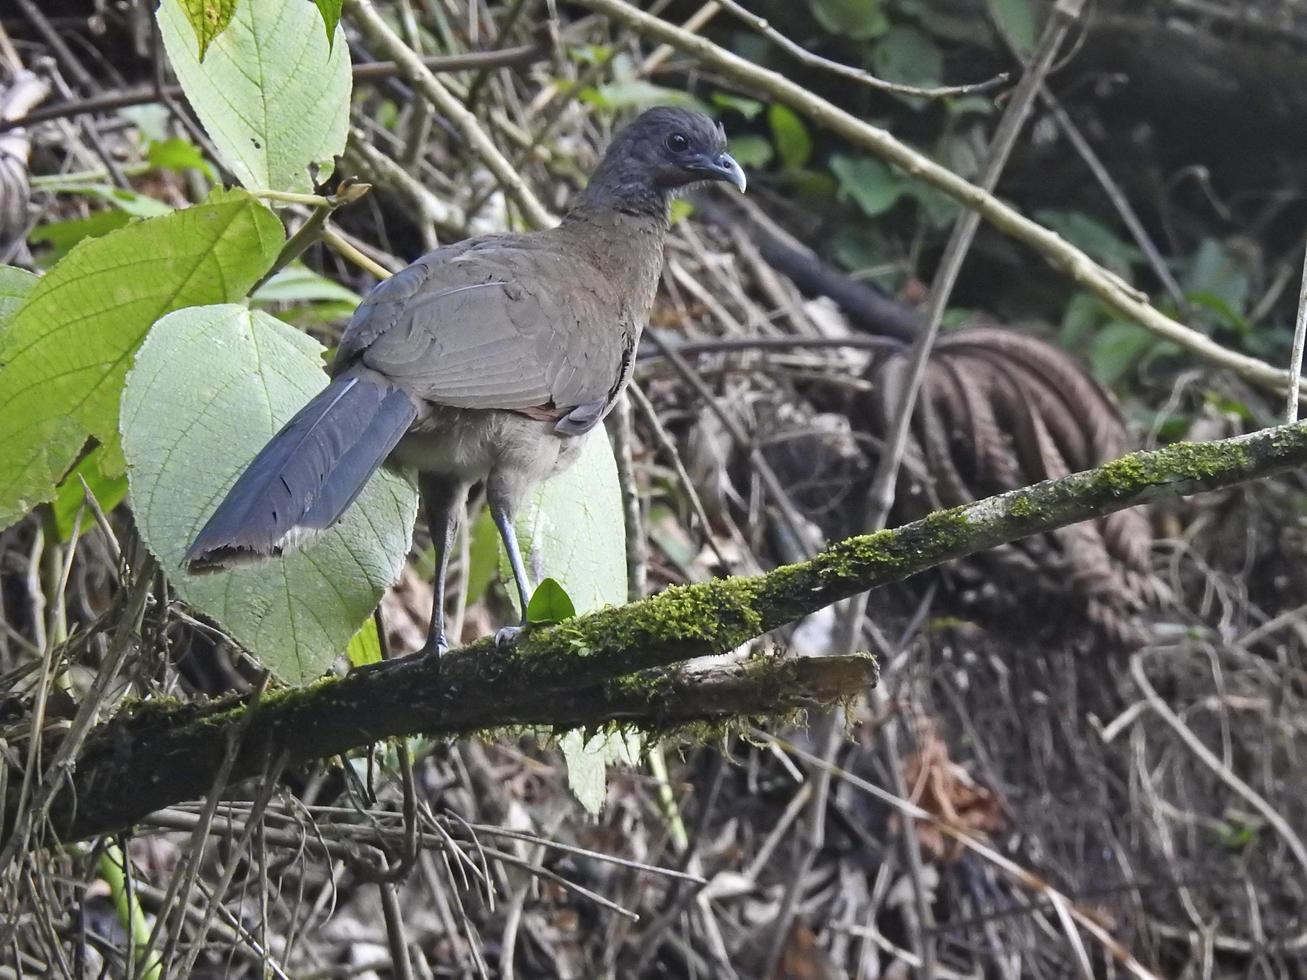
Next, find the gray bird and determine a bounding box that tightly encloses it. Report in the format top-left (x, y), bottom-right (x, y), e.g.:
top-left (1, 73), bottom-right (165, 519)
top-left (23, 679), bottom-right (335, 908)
top-left (184, 107), bottom-right (746, 656)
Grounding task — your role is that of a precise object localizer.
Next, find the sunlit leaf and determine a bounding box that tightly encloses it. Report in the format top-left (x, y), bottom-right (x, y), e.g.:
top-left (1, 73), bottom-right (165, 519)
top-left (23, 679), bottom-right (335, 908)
top-left (526, 577), bottom-right (578, 624)
top-left (176, 0), bottom-right (238, 61)
top-left (121, 305), bottom-right (418, 684)
top-left (0, 190), bottom-right (282, 530)
top-left (158, 0), bottom-right (350, 193)
top-left (346, 618), bottom-right (382, 668)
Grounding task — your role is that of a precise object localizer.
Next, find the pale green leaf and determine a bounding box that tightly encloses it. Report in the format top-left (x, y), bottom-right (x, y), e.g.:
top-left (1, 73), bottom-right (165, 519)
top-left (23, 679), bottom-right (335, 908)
top-left (0, 191), bottom-right (283, 530)
top-left (560, 729), bottom-right (640, 815)
top-left (176, 0), bottom-right (239, 60)
top-left (504, 429), bottom-right (627, 616)
top-left (120, 305), bottom-right (418, 684)
top-left (42, 184), bottom-right (172, 217)
top-left (158, 0), bottom-right (351, 193)
top-left (0, 267), bottom-right (37, 327)
top-left (499, 428), bottom-right (631, 812)
top-left (252, 265), bottom-right (361, 306)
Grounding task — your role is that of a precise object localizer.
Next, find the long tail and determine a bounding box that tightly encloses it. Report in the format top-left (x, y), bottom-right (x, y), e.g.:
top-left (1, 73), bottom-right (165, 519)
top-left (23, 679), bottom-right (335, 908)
top-left (184, 368), bottom-right (417, 572)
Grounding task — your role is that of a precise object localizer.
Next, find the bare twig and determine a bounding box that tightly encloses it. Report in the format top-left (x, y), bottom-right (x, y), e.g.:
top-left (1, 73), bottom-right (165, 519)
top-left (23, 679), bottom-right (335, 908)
top-left (1286, 244), bottom-right (1307, 422)
top-left (345, 0), bottom-right (555, 230)
top-left (714, 0), bottom-right (1007, 98)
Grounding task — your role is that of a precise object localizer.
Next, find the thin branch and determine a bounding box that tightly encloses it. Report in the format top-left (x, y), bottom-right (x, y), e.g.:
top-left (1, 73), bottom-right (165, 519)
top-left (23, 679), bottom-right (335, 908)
top-left (344, 0), bottom-right (555, 230)
top-left (1287, 243), bottom-right (1307, 422)
top-left (573, 0), bottom-right (1304, 401)
top-left (7, 421), bottom-right (1307, 847)
top-left (714, 0), bottom-right (1007, 98)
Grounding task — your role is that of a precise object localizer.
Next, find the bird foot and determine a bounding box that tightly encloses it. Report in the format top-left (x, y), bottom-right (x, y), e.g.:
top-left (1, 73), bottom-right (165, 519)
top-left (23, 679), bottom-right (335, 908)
top-left (494, 625), bottom-right (524, 648)
top-left (420, 634), bottom-right (450, 658)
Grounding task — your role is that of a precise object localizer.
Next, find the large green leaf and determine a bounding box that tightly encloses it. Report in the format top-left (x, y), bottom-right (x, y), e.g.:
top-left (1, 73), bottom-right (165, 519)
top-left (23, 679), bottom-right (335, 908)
top-left (0, 191), bottom-right (282, 530)
top-left (120, 305), bottom-right (418, 684)
top-left (158, 0), bottom-right (351, 193)
top-left (506, 429), bottom-right (627, 617)
top-left (501, 428), bottom-right (631, 813)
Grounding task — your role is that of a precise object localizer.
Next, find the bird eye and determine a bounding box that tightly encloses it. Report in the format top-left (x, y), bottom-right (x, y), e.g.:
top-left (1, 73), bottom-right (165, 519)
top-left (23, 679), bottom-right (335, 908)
top-left (665, 132), bottom-right (690, 153)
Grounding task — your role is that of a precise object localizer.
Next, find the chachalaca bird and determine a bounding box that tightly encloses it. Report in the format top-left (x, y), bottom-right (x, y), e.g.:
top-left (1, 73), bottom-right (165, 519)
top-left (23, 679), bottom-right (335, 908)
top-left (184, 107), bottom-right (745, 656)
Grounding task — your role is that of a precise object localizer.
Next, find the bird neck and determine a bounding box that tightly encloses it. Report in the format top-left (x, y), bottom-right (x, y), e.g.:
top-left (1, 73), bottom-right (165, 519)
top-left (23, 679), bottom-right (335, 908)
top-left (558, 198), bottom-right (669, 287)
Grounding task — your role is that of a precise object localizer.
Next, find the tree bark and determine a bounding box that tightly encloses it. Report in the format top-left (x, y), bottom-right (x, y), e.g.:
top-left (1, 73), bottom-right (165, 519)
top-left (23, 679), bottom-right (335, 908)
top-left (7, 420), bottom-right (1307, 848)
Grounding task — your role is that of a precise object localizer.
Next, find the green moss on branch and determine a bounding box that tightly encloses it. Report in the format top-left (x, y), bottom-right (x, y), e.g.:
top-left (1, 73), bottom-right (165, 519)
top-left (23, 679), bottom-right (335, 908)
top-left (9, 420), bottom-right (1307, 848)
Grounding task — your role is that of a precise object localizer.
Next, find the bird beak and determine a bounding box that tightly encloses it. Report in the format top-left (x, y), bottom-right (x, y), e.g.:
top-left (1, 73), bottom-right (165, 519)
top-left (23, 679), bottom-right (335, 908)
top-left (690, 152), bottom-right (747, 193)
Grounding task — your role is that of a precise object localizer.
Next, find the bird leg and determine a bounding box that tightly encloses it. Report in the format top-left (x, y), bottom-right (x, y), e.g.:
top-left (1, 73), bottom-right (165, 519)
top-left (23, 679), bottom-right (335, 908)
top-left (418, 475), bottom-right (467, 658)
top-left (489, 498), bottom-right (532, 648)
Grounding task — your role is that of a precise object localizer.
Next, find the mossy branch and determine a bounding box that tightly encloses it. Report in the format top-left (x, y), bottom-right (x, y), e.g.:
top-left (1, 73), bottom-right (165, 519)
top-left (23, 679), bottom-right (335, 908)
top-left (9, 421), bottom-right (1307, 849)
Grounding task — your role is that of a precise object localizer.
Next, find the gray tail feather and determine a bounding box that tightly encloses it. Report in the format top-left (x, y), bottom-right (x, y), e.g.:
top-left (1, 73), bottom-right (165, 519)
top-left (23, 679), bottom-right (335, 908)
top-left (184, 370), bottom-right (417, 572)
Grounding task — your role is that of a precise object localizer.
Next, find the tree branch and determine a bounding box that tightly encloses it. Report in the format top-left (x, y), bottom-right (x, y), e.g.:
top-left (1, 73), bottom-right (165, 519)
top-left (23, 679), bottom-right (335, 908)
top-left (10, 420), bottom-right (1307, 848)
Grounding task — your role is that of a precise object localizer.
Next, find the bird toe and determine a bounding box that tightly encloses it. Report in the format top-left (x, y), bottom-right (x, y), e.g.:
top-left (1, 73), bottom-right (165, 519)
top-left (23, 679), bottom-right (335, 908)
top-left (494, 625), bottom-right (524, 648)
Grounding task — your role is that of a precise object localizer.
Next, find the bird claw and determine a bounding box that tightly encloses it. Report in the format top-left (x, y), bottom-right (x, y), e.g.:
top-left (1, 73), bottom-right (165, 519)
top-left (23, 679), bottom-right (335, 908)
top-left (494, 625), bottom-right (524, 648)
top-left (420, 634), bottom-right (450, 659)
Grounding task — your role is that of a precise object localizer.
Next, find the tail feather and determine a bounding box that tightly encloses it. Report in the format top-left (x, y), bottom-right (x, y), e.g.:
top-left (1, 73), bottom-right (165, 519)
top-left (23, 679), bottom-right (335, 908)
top-left (185, 370), bottom-right (417, 572)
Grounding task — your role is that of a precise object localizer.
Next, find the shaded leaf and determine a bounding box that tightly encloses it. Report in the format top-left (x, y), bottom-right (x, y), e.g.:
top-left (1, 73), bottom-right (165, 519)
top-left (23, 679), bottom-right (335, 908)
top-left (871, 26), bottom-right (944, 93)
top-left (158, 0), bottom-right (350, 193)
top-left (120, 305), bottom-right (418, 685)
top-left (727, 134), bottom-right (774, 170)
top-left (830, 154), bottom-right (907, 217)
top-left (0, 190), bottom-right (283, 530)
top-left (987, 0), bottom-right (1038, 56)
top-left (29, 211), bottom-right (133, 267)
top-left (526, 577), bottom-right (577, 625)
top-left (583, 80), bottom-right (709, 113)
top-left (811, 0), bottom-right (889, 40)
top-left (711, 92), bottom-right (764, 119)
top-left (769, 103), bottom-right (811, 171)
top-left (1089, 321), bottom-right (1162, 385)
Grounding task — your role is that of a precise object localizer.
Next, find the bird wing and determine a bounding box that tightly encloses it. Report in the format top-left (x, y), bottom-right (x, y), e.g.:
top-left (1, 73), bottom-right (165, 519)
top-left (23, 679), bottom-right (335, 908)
top-left (334, 239), bottom-right (628, 414)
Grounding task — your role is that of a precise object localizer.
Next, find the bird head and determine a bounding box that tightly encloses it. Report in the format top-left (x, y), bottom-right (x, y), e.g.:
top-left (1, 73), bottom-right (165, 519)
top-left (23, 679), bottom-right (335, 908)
top-left (580, 106), bottom-right (747, 215)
